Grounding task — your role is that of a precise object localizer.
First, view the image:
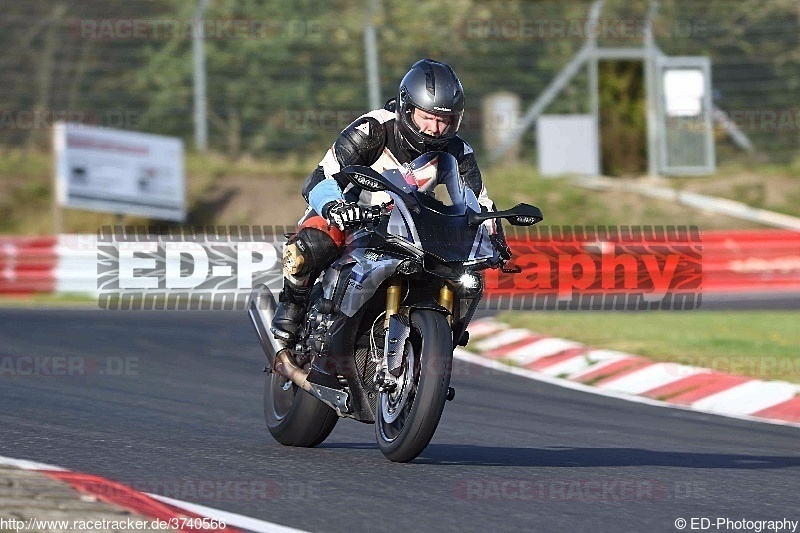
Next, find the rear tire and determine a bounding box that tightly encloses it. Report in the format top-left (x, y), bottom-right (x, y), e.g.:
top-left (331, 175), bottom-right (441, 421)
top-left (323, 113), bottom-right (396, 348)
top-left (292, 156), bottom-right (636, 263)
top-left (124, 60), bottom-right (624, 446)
top-left (375, 310), bottom-right (453, 462)
top-left (264, 371), bottom-right (339, 447)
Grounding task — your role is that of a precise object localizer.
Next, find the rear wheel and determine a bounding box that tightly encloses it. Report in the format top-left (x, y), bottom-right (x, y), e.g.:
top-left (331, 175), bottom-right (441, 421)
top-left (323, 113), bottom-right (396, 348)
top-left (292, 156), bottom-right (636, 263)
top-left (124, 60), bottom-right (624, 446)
top-left (375, 310), bottom-right (453, 462)
top-left (264, 370), bottom-right (338, 447)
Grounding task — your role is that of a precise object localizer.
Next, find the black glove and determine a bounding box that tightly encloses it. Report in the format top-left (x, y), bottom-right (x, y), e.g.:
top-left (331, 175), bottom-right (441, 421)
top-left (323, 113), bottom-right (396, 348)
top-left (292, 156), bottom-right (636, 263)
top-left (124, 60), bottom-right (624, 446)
top-left (490, 233), bottom-right (512, 262)
top-left (323, 201), bottom-right (367, 230)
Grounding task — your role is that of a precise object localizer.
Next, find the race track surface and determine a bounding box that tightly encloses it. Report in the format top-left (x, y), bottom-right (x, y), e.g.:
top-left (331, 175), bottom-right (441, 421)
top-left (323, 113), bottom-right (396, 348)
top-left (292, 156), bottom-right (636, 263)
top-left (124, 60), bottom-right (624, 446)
top-left (1, 310), bottom-right (798, 533)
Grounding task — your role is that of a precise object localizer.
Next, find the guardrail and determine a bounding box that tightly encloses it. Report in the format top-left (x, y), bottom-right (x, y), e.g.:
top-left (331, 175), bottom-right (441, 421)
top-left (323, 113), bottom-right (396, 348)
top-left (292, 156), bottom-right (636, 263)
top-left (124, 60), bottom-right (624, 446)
top-left (491, 228), bottom-right (800, 296)
top-left (0, 235), bottom-right (96, 295)
top-left (699, 230), bottom-right (800, 292)
top-left (1, 230), bottom-right (799, 296)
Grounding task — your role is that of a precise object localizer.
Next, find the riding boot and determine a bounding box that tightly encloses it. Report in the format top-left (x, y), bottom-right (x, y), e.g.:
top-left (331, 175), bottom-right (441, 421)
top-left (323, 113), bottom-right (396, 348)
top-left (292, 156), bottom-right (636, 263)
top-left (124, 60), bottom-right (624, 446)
top-left (271, 277), bottom-right (312, 342)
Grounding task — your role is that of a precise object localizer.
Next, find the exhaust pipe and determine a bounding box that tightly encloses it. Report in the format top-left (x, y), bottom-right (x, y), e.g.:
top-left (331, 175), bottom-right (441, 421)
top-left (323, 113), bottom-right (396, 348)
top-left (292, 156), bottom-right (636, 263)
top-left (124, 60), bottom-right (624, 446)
top-left (247, 284), bottom-right (287, 368)
top-left (273, 349), bottom-right (311, 392)
top-left (274, 349), bottom-right (350, 416)
top-left (247, 284), bottom-right (351, 416)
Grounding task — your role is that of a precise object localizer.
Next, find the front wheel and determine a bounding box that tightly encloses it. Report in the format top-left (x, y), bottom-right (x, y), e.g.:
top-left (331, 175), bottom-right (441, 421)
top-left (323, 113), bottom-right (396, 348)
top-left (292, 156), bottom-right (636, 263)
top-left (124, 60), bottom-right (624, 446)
top-left (264, 370), bottom-right (339, 447)
top-left (375, 309), bottom-right (453, 462)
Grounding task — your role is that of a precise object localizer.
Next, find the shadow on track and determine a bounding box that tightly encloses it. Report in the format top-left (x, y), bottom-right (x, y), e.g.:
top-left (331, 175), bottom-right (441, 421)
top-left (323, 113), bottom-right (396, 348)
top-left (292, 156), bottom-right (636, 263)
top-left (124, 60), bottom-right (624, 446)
top-left (408, 445), bottom-right (800, 469)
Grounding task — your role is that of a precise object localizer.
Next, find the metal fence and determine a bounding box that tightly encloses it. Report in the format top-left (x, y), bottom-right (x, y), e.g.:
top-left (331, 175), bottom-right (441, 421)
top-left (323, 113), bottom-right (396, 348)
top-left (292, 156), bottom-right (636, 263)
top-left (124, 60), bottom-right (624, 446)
top-left (1, 0), bottom-right (798, 169)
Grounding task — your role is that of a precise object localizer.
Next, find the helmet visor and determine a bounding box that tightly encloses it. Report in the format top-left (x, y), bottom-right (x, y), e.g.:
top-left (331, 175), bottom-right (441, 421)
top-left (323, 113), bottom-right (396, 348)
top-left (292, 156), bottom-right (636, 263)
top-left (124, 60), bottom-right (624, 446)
top-left (407, 106), bottom-right (462, 139)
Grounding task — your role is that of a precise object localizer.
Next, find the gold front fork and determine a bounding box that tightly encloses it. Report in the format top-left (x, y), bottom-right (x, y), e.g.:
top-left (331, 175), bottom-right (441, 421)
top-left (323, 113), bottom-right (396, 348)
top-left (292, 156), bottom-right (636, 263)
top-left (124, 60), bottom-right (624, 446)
top-left (439, 283), bottom-right (454, 324)
top-left (385, 277), bottom-right (454, 327)
top-left (384, 275), bottom-right (402, 329)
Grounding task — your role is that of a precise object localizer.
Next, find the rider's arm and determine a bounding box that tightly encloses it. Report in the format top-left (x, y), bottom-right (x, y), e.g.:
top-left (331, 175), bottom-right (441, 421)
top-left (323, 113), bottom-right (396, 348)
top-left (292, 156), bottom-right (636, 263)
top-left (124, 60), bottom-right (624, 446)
top-left (450, 138), bottom-right (511, 260)
top-left (450, 139), bottom-right (502, 233)
top-left (302, 110), bottom-right (390, 215)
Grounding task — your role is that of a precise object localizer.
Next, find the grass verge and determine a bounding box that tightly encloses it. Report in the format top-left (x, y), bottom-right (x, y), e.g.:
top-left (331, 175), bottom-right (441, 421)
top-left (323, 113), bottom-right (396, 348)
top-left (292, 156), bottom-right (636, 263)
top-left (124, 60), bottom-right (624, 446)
top-left (0, 293), bottom-right (98, 308)
top-left (2, 148), bottom-right (795, 234)
top-left (497, 310), bottom-right (800, 384)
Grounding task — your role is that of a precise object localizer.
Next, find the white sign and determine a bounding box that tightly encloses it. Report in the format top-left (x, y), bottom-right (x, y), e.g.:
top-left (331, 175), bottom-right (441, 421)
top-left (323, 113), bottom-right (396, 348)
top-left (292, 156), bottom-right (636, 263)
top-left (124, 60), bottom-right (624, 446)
top-left (54, 123), bottom-right (185, 221)
top-left (537, 115), bottom-right (599, 177)
top-left (663, 69), bottom-right (705, 117)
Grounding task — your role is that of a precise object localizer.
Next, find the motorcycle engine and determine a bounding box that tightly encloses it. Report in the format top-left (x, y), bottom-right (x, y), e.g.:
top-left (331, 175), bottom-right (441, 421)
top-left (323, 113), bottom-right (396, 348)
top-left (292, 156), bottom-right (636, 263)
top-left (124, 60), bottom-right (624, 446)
top-left (304, 304), bottom-right (333, 358)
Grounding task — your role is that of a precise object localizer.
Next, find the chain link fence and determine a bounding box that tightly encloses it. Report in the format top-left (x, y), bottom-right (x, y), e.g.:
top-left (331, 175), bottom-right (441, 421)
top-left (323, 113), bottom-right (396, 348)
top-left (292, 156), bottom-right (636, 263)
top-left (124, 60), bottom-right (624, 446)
top-left (1, 0), bottom-right (798, 168)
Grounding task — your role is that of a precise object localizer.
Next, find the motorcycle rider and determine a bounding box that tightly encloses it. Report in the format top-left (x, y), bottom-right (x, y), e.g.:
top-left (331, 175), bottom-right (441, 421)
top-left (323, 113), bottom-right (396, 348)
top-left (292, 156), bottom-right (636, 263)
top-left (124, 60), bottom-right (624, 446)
top-left (271, 58), bottom-right (512, 342)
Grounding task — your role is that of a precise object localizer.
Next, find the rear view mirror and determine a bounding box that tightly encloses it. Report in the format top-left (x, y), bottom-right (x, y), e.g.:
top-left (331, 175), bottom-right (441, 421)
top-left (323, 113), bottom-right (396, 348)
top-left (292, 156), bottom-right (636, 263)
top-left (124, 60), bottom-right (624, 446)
top-left (507, 204), bottom-right (544, 226)
top-left (468, 203), bottom-right (543, 226)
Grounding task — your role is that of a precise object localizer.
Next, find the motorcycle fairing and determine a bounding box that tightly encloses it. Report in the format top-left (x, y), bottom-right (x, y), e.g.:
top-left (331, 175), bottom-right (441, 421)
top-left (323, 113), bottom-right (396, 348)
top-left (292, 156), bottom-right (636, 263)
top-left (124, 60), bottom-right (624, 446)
top-left (336, 248), bottom-right (403, 318)
top-left (383, 189), bottom-right (496, 263)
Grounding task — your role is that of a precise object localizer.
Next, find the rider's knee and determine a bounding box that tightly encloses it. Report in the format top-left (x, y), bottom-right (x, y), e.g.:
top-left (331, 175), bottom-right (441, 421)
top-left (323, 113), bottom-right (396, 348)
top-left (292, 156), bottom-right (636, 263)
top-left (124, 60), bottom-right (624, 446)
top-left (283, 226), bottom-right (341, 277)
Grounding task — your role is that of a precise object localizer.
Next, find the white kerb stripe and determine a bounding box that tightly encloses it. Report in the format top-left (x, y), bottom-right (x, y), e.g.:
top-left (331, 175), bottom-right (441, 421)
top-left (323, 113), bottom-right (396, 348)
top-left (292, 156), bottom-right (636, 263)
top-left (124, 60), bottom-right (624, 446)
top-left (505, 338), bottom-right (584, 366)
top-left (467, 320), bottom-right (508, 339)
top-left (566, 350), bottom-right (636, 380)
top-left (57, 234), bottom-right (99, 294)
top-left (148, 493), bottom-right (310, 533)
top-left (537, 355), bottom-right (595, 377)
top-left (0, 455), bottom-right (308, 533)
top-left (473, 329), bottom-right (536, 352)
top-left (595, 363), bottom-right (706, 394)
top-left (690, 380), bottom-right (800, 415)
top-left (453, 349), bottom-right (800, 429)
top-left (3, 243), bottom-right (16, 281)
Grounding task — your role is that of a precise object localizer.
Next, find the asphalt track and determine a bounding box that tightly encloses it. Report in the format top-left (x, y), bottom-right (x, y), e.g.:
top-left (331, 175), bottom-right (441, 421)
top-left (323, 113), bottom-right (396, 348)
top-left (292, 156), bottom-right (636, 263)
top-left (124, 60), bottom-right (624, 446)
top-left (1, 309), bottom-right (799, 533)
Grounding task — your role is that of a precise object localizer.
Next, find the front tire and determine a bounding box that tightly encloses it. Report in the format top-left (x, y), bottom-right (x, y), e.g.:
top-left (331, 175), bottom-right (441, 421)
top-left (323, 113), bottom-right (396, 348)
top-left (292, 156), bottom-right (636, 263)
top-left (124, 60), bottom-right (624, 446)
top-left (375, 309), bottom-right (453, 462)
top-left (264, 371), bottom-right (339, 447)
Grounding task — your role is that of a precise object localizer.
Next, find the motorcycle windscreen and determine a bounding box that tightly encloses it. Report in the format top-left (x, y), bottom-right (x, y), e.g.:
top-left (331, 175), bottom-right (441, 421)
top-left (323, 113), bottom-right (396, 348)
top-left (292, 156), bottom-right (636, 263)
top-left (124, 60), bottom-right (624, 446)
top-left (402, 152), bottom-right (467, 216)
top-left (413, 211), bottom-right (483, 262)
top-left (401, 152), bottom-right (482, 262)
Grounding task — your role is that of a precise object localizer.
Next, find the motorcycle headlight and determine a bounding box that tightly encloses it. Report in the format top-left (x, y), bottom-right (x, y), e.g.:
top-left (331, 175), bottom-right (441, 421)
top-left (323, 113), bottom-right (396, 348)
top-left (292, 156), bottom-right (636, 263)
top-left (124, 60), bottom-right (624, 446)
top-left (459, 272), bottom-right (481, 291)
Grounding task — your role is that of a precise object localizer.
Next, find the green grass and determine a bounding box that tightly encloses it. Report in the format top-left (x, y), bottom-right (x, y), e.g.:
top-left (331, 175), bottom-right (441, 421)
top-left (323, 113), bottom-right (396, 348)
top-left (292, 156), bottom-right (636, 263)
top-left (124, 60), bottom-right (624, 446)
top-left (0, 148), bottom-right (797, 233)
top-left (0, 293), bottom-right (98, 308)
top-left (480, 164), bottom-right (613, 227)
top-left (497, 310), bottom-right (800, 383)
top-left (0, 148), bottom-right (316, 234)
top-left (0, 147), bottom-right (52, 178)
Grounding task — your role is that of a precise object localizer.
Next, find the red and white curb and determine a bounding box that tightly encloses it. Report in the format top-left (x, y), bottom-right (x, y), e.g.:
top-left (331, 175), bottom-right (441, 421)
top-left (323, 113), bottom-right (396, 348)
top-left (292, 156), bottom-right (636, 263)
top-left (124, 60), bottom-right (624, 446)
top-left (458, 318), bottom-right (800, 428)
top-left (0, 455), bottom-right (308, 533)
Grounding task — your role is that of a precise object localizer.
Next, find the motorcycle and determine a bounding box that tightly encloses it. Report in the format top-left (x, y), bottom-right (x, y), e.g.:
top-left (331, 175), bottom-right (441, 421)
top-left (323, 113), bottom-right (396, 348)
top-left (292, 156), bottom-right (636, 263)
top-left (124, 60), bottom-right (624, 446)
top-left (248, 151), bottom-right (542, 462)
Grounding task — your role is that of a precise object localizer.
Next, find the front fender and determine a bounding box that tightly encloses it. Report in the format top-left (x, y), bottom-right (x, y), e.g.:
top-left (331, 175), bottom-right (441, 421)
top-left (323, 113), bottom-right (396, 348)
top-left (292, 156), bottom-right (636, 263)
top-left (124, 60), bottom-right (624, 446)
top-left (408, 302), bottom-right (451, 316)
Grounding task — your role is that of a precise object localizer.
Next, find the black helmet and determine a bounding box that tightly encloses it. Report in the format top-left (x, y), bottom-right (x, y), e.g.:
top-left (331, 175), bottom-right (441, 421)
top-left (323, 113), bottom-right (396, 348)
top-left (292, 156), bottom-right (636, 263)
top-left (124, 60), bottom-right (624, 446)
top-left (396, 59), bottom-right (465, 153)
